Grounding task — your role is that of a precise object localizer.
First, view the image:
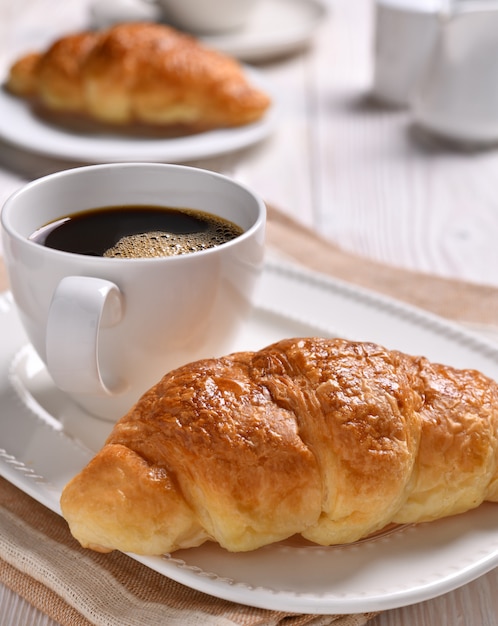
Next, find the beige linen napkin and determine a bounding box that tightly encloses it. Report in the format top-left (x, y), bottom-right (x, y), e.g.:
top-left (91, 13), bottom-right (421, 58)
top-left (2, 203), bottom-right (498, 626)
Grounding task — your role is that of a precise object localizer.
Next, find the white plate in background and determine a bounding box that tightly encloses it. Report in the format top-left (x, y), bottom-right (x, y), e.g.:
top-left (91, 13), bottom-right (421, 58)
top-left (0, 68), bottom-right (277, 163)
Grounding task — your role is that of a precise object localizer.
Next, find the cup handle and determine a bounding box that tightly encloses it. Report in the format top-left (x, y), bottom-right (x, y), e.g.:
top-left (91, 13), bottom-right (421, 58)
top-left (46, 276), bottom-right (124, 396)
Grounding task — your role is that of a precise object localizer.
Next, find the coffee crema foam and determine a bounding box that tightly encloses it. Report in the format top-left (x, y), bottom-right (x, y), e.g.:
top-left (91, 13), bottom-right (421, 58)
top-left (104, 221), bottom-right (242, 259)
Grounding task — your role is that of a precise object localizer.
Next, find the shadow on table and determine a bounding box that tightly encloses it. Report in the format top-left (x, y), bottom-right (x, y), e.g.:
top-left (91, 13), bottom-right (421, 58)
top-left (0, 138), bottom-right (88, 182)
top-left (326, 90), bottom-right (498, 156)
top-left (0, 131), bottom-right (272, 190)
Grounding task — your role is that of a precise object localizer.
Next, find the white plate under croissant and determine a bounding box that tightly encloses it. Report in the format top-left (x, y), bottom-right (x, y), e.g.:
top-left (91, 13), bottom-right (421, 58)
top-left (2, 260), bottom-right (498, 614)
top-left (0, 22), bottom-right (277, 162)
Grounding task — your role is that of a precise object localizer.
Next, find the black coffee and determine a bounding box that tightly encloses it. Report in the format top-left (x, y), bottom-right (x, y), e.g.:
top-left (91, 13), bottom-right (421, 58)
top-left (29, 205), bottom-right (244, 258)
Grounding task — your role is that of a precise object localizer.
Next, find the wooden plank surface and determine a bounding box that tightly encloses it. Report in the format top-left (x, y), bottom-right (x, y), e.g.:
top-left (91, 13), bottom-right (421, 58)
top-left (1, 0), bottom-right (498, 624)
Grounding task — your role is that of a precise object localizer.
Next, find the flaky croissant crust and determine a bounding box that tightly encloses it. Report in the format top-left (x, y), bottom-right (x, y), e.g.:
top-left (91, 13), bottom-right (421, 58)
top-left (6, 22), bottom-right (271, 130)
top-left (60, 337), bottom-right (498, 555)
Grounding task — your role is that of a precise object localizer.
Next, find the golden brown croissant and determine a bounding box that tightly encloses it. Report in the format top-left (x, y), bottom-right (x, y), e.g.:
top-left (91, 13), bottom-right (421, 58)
top-left (60, 337), bottom-right (498, 555)
top-left (5, 22), bottom-right (271, 131)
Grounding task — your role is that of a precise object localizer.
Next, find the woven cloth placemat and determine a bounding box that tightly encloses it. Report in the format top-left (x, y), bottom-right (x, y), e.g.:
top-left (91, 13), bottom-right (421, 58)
top-left (2, 203), bottom-right (498, 625)
top-left (0, 478), bottom-right (376, 626)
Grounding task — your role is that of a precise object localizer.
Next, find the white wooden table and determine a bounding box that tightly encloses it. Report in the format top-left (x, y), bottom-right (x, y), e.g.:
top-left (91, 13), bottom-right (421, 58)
top-left (2, 0), bottom-right (498, 623)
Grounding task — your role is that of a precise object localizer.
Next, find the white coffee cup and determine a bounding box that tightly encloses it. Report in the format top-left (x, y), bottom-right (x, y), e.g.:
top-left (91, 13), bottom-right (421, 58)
top-left (143, 0), bottom-right (260, 34)
top-left (1, 163), bottom-right (266, 421)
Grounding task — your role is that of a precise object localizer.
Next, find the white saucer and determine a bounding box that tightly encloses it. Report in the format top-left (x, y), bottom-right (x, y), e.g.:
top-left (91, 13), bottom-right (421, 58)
top-left (3, 259), bottom-right (498, 613)
top-left (90, 0), bottom-right (328, 62)
top-left (199, 0), bottom-right (328, 62)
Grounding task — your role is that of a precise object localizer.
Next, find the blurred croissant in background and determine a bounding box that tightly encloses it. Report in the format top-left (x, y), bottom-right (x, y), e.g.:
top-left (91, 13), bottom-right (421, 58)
top-left (61, 337), bottom-right (498, 556)
top-left (6, 22), bottom-right (271, 132)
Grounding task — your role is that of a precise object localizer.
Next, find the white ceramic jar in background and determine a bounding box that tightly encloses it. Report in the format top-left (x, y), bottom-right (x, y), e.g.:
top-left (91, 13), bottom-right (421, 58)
top-left (1, 163), bottom-right (266, 421)
top-left (371, 0), bottom-right (444, 107)
top-left (412, 2), bottom-right (498, 145)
